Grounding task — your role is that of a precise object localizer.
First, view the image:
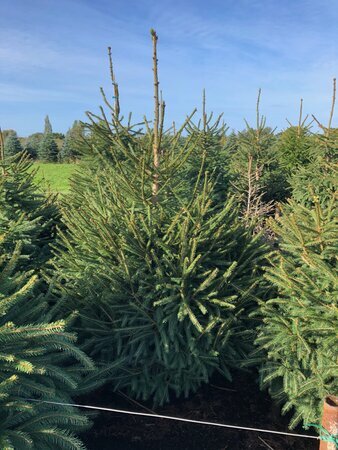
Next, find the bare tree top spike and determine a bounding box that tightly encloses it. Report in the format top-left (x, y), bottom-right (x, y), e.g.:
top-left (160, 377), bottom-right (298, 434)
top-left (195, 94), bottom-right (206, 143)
top-left (107, 46), bottom-right (120, 117)
top-left (328, 77), bottom-right (336, 132)
top-left (0, 127), bottom-right (5, 170)
top-left (256, 88), bottom-right (262, 130)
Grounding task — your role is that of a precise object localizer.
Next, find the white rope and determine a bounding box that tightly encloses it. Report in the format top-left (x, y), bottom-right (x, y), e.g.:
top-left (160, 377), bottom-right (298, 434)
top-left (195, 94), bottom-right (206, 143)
top-left (27, 399), bottom-right (319, 441)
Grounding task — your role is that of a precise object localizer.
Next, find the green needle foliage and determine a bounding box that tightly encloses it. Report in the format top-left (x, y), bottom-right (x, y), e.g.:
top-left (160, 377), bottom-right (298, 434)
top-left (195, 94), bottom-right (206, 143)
top-left (0, 152), bottom-right (60, 272)
top-left (4, 133), bottom-right (23, 158)
top-left (290, 129), bottom-right (337, 207)
top-left (275, 100), bottom-right (314, 177)
top-left (229, 91), bottom-right (287, 205)
top-left (0, 237), bottom-right (93, 450)
top-left (290, 80), bottom-right (338, 207)
top-left (60, 121), bottom-right (85, 163)
top-left (255, 196), bottom-right (338, 428)
top-left (0, 144), bottom-right (93, 449)
top-left (182, 94), bottom-right (230, 204)
top-left (53, 32), bottom-right (269, 405)
top-left (38, 118), bottom-right (59, 163)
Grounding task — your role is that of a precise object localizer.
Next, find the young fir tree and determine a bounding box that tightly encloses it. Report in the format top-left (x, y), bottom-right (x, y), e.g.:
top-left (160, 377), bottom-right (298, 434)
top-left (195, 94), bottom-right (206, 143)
top-left (38, 132), bottom-right (59, 162)
top-left (181, 90), bottom-right (230, 204)
top-left (0, 237), bottom-right (93, 449)
top-left (24, 133), bottom-right (44, 160)
top-left (4, 132), bottom-right (23, 157)
top-left (53, 31), bottom-right (269, 405)
top-left (37, 115), bottom-right (58, 162)
top-left (0, 151), bottom-right (60, 271)
top-left (290, 80), bottom-right (338, 208)
top-left (254, 195), bottom-right (337, 428)
top-left (0, 132), bottom-right (93, 450)
top-left (59, 121), bottom-right (84, 162)
top-left (275, 100), bottom-right (314, 177)
top-left (228, 91), bottom-right (286, 229)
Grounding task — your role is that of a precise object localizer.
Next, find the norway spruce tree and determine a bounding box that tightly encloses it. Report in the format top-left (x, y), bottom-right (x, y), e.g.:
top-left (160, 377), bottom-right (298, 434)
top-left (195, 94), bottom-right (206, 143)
top-left (38, 132), bottom-right (58, 162)
top-left (228, 91), bottom-right (286, 231)
top-left (181, 91), bottom-right (230, 203)
top-left (59, 121), bottom-right (84, 162)
top-left (0, 133), bottom-right (93, 449)
top-left (54, 31), bottom-right (268, 405)
top-left (255, 196), bottom-right (337, 428)
top-left (0, 151), bottom-right (60, 271)
top-left (38, 116), bottom-right (58, 162)
top-left (0, 238), bottom-right (93, 450)
top-left (275, 100), bottom-right (314, 176)
top-left (4, 132), bottom-right (23, 157)
top-left (290, 82), bottom-right (338, 208)
top-left (24, 133), bottom-right (44, 160)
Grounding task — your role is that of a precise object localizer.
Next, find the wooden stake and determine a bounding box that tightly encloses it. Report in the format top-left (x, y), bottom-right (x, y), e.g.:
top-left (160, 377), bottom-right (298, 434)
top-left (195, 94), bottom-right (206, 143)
top-left (320, 395), bottom-right (338, 450)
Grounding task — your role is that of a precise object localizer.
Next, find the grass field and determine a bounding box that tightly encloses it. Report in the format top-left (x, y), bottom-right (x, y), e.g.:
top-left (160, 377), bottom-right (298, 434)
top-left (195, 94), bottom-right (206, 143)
top-left (31, 163), bottom-right (77, 194)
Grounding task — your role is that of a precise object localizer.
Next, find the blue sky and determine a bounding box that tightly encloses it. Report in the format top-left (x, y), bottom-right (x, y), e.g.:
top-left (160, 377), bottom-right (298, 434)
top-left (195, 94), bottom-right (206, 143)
top-left (0, 0), bottom-right (337, 136)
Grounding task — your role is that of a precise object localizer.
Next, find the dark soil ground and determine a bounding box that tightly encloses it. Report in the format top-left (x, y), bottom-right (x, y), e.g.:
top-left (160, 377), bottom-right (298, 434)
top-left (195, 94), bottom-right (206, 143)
top-left (80, 370), bottom-right (318, 450)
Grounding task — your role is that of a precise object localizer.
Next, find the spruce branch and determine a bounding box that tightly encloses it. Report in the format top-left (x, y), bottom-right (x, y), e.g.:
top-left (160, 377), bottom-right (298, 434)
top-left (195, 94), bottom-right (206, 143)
top-left (298, 98), bottom-right (303, 137)
top-left (256, 88), bottom-right (262, 133)
top-left (151, 29), bottom-right (163, 203)
top-left (108, 46), bottom-right (120, 117)
top-left (312, 78), bottom-right (336, 136)
top-left (202, 89), bottom-right (207, 132)
top-left (328, 77), bottom-right (336, 132)
top-left (0, 127), bottom-right (4, 163)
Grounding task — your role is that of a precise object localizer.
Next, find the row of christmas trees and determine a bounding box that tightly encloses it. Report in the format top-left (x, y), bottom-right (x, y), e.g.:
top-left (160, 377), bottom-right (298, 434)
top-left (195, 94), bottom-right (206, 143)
top-left (2, 116), bottom-right (84, 163)
top-left (0, 31), bottom-right (336, 449)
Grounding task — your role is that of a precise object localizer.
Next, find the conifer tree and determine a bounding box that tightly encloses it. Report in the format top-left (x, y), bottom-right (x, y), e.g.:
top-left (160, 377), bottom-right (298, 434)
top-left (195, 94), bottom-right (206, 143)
top-left (4, 132), bottom-right (23, 157)
top-left (24, 133), bottom-right (44, 160)
top-left (255, 196), bottom-right (337, 428)
top-left (181, 91), bottom-right (230, 203)
top-left (59, 121), bottom-right (84, 162)
top-left (38, 132), bottom-right (58, 162)
top-left (44, 115), bottom-right (53, 134)
top-left (275, 100), bottom-right (314, 176)
top-left (1, 151), bottom-right (60, 271)
top-left (53, 31), bottom-right (269, 405)
top-left (290, 80), bottom-right (337, 207)
top-left (228, 91), bottom-right (286, 229)
top-left (0, 235), bottom-right (93, 449)
top-left (0, 131), bottom-right (93, 449)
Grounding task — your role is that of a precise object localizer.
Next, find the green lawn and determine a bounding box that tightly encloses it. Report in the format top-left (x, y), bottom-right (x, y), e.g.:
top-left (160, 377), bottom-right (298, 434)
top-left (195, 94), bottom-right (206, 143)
top-left (31, 163), bottom-right (77, 194)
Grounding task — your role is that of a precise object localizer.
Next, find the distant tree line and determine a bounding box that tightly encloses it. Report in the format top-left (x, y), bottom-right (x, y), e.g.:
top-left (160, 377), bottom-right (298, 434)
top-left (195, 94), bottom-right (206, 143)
top-left (3, 115), bottom-right (85, 163)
